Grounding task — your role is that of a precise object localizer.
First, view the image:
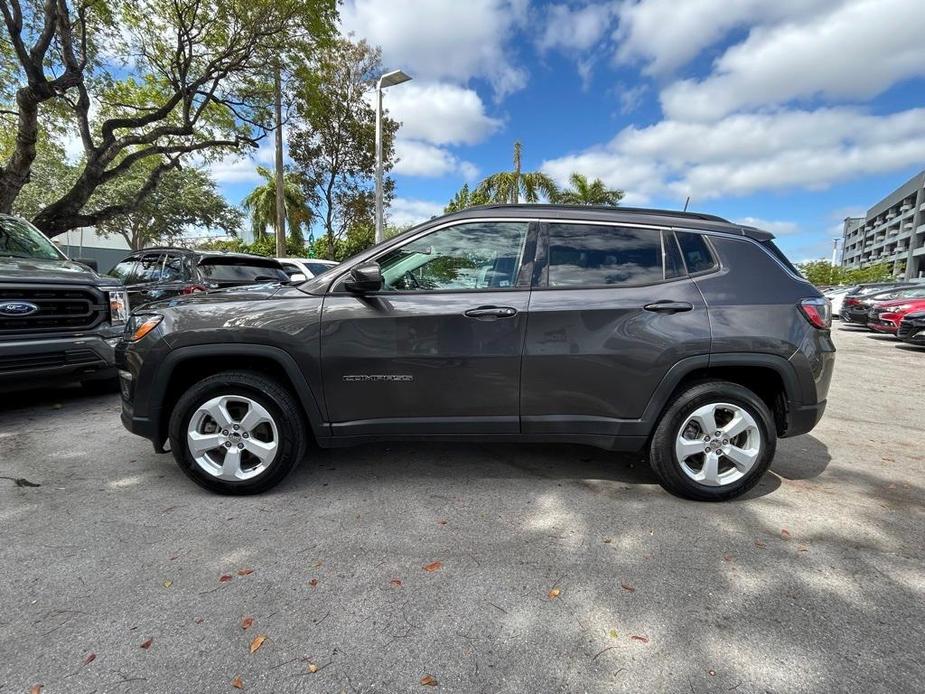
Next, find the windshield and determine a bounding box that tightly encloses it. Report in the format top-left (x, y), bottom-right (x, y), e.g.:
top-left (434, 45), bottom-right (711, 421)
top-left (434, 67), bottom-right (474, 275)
top-left (198, 258), bottom-right (289, 283)
top-left (0, 217), bottom-right (65, 260)
top-left (305, 261), bottom-right (337, 276)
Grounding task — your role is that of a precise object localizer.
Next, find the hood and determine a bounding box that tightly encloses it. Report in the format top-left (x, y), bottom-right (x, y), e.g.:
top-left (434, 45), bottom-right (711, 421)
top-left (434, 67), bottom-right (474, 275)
top-left (0, 256), bottom-right (118, 286)
top-left (141, 283), bottom-right (285, 310)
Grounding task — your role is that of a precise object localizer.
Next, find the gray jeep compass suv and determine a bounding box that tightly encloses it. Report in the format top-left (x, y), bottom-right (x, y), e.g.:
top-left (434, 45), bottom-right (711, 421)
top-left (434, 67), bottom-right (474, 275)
top-left (116, 205), bottom-right (834, 501)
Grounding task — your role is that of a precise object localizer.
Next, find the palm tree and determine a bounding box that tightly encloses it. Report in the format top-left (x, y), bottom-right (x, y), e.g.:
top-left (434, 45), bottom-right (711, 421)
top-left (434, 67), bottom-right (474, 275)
top-left (554, 173), bottom-right (624, 206)
top-left (242, 166), bottom-right (311, 244)
top-left (476, 141), bottom-right (559, 204)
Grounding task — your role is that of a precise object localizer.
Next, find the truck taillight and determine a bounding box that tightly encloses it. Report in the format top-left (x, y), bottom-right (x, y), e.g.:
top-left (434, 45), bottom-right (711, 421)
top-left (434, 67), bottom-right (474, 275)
top-left (181, 284), bottom-right (207, 294)
top-left (799, 298), bottom-right (831, 329)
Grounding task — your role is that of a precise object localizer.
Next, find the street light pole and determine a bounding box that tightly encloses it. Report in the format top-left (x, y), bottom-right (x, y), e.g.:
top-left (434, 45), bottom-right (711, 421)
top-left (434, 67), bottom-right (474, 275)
top-left (374, 69), bottom-right (411, 245)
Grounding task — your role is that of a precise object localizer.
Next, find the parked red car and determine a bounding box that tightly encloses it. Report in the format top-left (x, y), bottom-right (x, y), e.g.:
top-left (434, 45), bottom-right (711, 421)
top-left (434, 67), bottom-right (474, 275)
top-left (867, 298), bottom-right (925, 333)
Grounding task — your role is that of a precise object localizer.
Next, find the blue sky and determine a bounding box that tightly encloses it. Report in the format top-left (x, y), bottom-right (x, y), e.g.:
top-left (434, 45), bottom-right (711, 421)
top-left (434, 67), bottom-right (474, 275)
top-left (213, 0), bottom-right (925, 262)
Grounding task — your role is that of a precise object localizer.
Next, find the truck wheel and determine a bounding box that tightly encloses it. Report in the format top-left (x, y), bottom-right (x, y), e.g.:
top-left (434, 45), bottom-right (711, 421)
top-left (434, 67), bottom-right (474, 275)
top-left (649, 381), bottom-right (776, 501)
top-left (168, 371), bottom-right (306, 495)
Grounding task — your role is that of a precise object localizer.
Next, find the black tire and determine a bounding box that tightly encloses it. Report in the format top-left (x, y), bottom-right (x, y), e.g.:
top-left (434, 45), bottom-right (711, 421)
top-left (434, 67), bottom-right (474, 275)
top-left (168, 371), bottom-right (306, 495)
top-left (648, 381), bottom-right (777, 501)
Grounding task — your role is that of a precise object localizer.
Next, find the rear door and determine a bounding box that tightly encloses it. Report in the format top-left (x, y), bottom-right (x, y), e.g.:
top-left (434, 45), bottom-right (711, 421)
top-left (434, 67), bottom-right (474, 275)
top-left (320, 219), bottom-right (535, 436)
top-left (123, 252), bottom-right (166, 308)
top-left (521, 221), bottom-right (710, 436)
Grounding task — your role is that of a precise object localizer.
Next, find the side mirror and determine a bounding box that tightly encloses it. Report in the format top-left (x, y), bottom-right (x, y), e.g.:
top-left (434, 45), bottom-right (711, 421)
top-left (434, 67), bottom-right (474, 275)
top-left (289, 272), bottom-right (307, 283)
top-left (344, 261), bottom-right (383, 293)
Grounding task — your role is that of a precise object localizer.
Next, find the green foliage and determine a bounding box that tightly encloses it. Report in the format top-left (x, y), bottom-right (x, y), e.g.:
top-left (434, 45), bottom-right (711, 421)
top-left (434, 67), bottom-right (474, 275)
top-left (475, 142), bottom-right (559, 204)
top-left (444, 183), bottom-right (490, 213)
top-left (92, 161), bottom-right (241, 250)
top-left (241, 166), bottom-right (311, 243)
top-left (289, 38), bottom-right (397, 259)
top-left (308, 222), bottom-right (405, 261)
top-left (197, 233), bottom-right (307, 258)
top-left (797, 260), bottom-right (894, 286)
top-left (554, 173), bottom-right (624, 206)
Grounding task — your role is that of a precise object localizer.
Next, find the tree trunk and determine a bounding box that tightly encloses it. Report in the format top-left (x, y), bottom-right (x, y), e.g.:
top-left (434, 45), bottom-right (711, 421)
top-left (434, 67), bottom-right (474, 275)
top-left (274, 65), bottom-right (286, 257)
top-left (0, 89), bottom-right (40, 213)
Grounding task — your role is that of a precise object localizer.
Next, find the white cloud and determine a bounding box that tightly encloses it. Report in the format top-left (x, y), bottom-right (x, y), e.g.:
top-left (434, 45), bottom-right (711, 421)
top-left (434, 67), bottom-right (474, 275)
top-left (341, 0), bottom-right (528, 98)
top-left (203, 142), bottom-right (274, 184)
top-left (659, 0), bottom-right (925, 120)
top-left (736, 217), bottom-right (800, 236)
top-left (538, 3), bottom-right (617, 53)
top-left (388, 197), bottom-right (444, 227)
top-left (613, 0), bottom-right (838, 76)
top-left (393, 140), bottom-right (478, 179)
top-left (542, 107), bottom-right (925, 203)
top-left (385, 82), bottom-right (502, 146)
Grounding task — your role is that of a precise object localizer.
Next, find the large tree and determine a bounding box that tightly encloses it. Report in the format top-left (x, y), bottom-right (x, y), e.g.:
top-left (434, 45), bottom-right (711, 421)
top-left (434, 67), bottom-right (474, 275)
top-left (93, 162), bottom-right (241, 250)
top-left (289, 38), bottom-right (397, 260)
top-left (554, 173), bottom-right (624, 206)
top-left (242, 166), bottom-right (311, 244)
top-left (476, 141), bottom-right (559, 204)
top-left (444, 183), bottom-right (489, 213)
top-left (0, 0), bottom-right (336, 236)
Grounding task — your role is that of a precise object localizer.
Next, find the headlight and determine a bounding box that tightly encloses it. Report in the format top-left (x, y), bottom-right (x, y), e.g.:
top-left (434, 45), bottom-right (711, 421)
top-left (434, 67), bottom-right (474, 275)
top-left (124, 314), bottom-right (163, 342)
top-left (107, 289), bottom-right (129, 325)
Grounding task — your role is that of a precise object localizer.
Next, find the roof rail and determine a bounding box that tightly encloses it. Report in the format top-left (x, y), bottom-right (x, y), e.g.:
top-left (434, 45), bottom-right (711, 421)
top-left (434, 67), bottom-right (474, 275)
top-left (462, 203), bottom-right (730, 224)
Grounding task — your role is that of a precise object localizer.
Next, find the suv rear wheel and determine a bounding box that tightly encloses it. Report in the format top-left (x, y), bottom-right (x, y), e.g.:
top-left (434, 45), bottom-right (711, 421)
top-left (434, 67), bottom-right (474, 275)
top-left (649, 381), bottom-right (776, 501)
top-left (168, 371), bottom-right (306, 494)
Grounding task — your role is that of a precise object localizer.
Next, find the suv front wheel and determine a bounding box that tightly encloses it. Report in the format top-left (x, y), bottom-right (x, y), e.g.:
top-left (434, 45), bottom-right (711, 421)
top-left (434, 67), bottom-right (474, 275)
top-left (168, 371), bottom-right (306, 494)
top-left (649, 382), bottom-right (777, 501)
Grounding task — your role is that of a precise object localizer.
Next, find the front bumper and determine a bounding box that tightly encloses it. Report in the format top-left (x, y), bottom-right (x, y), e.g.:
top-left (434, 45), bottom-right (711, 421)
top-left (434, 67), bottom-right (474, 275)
top-left (898, 318), bottom-right (925, 344)
top-left (0, 332), bottom-right (119, 384)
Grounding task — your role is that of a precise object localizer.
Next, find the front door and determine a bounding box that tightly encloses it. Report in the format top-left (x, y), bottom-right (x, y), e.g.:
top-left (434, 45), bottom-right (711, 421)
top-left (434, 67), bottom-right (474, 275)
top-left (320, 220), bottom-right (534, 436)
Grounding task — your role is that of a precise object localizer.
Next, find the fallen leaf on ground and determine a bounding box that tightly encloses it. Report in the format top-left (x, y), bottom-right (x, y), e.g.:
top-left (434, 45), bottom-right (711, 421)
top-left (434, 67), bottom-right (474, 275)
top-left (390, 579), bottom-right (402, 588)
top-left (83, 652), bottom-right (96, 666)
top-left (237, 568), bottom-right (254, 576)
top-left (249, 634), bottom-right (267, 653)
top-left (602, 538), bottom-right (612, 544)
top-left (708, 669), bottom-right (716, 676)
top-left (313, 560), bottom-right (323, 568)
top-left (140, 638), bottom-right (153, 650)
top-left (631, 635), bottom-right (649, 644)
top-left (307, 662), bottom-right (319, 673)
top-left (780, 528), bottom-right (791, 540)
top-left (194, 616), bottom-right (204, 624)
top-left (620, 581), bottom-right (635, 592)
top-left (722, 554), bottom-right (733, 562)
top-left (309, 578), bottom-right (318, 588)
top-left (219, 574), bottom-right (233, 583)
top-left (423, 561), bottom-right (443, 573)
top-left (420, 674), bottom-right (438, 686)
top-left (798, 544), bottom-right (809, 552)
top-left (231, 675), bottom-right (244, 689)
top-left (30, 684), bottom-right (42, 694)
top-left (608, 629), bottom-right (618, 639)
top-left (437, 519), bottom-right (447, 525)
top-left (163, 579), bottom-right (173, 588)
top-left (754, 540), bottom-right (766, 549)
top-left (241, 616), bottom-right (253, 630)
top-left (169, 555), bottom-right (178, 561)
top-left (547, 587), bottom-right (561, 599)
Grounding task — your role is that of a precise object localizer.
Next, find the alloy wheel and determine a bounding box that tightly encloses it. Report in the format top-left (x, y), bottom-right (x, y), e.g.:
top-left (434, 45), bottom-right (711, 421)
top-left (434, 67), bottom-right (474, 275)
top-left (186, 395), bottom-right (279, 481)
top-left (674, 402), bottom-right (762, 487)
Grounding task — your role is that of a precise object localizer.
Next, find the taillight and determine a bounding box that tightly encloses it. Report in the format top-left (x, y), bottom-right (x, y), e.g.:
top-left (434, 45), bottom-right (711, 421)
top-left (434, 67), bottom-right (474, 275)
top-left (799, 298), bottom-right (832, 329)
top-left (181, 284), bottom-right (207, 294)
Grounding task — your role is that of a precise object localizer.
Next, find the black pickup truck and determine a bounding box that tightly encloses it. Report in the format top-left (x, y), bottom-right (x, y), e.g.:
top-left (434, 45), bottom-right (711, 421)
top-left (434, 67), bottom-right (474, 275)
top-left (0, 214), bottom-right (128, 389)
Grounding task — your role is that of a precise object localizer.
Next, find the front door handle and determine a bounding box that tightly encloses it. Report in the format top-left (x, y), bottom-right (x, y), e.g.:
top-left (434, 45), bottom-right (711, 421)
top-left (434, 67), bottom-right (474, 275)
top-left (643, 301), bottom-right (694, 314)
top-left (464, 306), bottom-right (518, 319)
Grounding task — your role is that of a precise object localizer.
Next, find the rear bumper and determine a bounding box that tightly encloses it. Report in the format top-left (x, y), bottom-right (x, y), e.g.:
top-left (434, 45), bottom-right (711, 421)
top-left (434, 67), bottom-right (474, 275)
top-left (0, 333), bottom-right (118, 385)
top-left (786, 400), bottom-right (827, 437)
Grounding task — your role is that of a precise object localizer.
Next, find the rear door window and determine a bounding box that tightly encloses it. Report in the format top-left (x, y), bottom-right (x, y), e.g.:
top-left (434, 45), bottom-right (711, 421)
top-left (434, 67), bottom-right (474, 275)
top-left (545, 223), bottom-right (665, 287)
top-left (135, 253), bottom-right (166, 283)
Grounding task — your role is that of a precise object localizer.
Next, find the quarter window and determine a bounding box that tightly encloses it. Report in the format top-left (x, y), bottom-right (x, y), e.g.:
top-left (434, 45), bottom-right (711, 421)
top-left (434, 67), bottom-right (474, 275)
top-left (676, 232), bottom-right (718, 274)
top-left (546, 223), bottom-right (665, 287)
top-left (377, 221), bottom-right (529, 292)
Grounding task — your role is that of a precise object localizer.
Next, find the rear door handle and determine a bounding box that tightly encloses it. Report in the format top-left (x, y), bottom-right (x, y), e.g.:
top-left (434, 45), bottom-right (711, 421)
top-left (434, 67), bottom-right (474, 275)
top-left (465, 306), bottom-right (518, 319)
top-left (643, 301), bottom-right (694, 314)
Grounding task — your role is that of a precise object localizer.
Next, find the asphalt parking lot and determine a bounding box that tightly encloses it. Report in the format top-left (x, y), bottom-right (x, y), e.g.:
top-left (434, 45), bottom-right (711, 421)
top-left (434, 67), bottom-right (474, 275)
top-left (1, 326), bottom-right (923, 693)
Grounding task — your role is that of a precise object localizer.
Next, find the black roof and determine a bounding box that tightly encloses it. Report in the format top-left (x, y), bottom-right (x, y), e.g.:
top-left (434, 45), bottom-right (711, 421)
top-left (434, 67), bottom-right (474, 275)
top-left (434, 204), bottom-right (774, 241)
top-left (125, 247), bottom-right (281, 261)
